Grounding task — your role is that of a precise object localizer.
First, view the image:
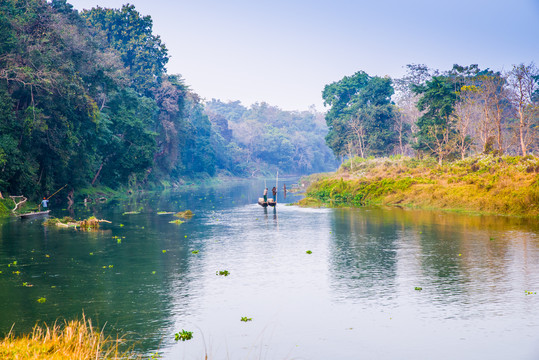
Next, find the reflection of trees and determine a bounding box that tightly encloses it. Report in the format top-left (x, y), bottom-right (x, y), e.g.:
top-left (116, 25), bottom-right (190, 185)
top-left (328, 207), bottom-right (539, 309)
top-left (328, 209), bottom-right (400, 301)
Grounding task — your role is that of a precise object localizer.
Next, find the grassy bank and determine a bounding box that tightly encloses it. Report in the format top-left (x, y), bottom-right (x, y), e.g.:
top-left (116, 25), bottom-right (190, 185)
top-left (299, 155), bottom-right (539, 217)
top-left (0, 316), bottom-right (138, 359)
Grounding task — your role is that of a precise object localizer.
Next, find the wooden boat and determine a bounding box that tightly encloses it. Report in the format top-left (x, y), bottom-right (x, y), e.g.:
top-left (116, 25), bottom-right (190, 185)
top-left (18, 210), bottom-right (51, 219)
top-left (257, 198), bottom-right (276, 207)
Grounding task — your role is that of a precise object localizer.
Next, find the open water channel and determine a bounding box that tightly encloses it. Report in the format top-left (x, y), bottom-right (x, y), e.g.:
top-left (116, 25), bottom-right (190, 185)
top-left (1, 179), bottom-right (539, 359)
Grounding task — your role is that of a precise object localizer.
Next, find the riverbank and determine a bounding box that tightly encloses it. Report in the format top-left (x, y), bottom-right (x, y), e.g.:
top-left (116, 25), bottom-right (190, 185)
top-left (298, 155), bottom-right (539, 217)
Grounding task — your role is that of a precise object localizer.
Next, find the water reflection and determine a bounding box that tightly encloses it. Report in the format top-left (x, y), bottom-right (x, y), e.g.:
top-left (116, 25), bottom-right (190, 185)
top-left (328, 207), bottom-right (539, 314)
top-left (2, 183), bottom-right (539, 359)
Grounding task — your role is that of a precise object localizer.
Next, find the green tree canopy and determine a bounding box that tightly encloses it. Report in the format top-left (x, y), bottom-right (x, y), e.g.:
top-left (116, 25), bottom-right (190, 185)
top-left (322, 71), bottom-right (398, 157)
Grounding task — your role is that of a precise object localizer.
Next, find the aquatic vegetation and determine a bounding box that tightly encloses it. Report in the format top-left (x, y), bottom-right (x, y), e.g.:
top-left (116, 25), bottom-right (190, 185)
top-left (0, 316), bottom-right (132, 359)
top-left (216, 270), bottom-right (230, 276)
top-left (191, 250), bottom-right (199, 254)
top-left (22, 282), bottom-right (33, 287)
top-left (89, 252), bottom-right (94, 256)
top-left (169, 219), bottom-right (184, 225)
top-left (240, 317), bottom-right (252, 322)
top-left (525, 290), bottom-right (536, 295)
top-left (44, 216), bottom-right (110, 230)
top-left (122, 211), bottom-right (140, 215)
top-left (306, 250), bottom-right (312, 254)
top-left (174, 210), bottom-right (194, 219)
top-left (415, 287), bottom-right (423, 291)
top-left (152, 271), bottom-right (156, 275)
top-left (157, 211), bottom-right (174, 215)
top-left (162, 250), bottom-right (167, 253)
top-left (174, 329), bottom-right (193, 341)
top-left (37, 297), bottom-right (46, 303)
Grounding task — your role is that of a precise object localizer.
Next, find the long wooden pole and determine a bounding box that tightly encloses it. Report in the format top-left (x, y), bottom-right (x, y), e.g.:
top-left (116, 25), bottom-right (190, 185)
top-left (275, 171), bottom-right (278, 204)
top-left (47, 184), bottom-right (67, 200)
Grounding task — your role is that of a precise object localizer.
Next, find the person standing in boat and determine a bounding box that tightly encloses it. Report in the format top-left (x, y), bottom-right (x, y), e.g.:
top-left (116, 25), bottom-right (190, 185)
top-left (263, 188), bottom-right (268, 202)
top-left (272, 186), bottom-right (277, 201)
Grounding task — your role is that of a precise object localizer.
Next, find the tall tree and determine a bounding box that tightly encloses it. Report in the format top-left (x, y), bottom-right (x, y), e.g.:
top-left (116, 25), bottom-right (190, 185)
top-left (507, 63), bottom-right (539, 156)
top-left (322, 71), bottom-right (398, 158)
top-left (81, 4), bottom-right (168, 95)
top-left (413, 76), bottom-right (458, 164)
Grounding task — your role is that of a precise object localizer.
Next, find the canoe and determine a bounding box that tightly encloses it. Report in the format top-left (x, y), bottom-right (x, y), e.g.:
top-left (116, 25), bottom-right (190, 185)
top-left (258, 198), bottom-right (268, 207)
top-left (268, 199), bottom-right (276, 207)
top-left (18, 210), bottom-right (51, 218)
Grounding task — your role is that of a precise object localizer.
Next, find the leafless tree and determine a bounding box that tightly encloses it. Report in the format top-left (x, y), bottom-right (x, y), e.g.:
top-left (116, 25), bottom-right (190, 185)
top-left (348, 115), bottom-right (367, 158)
top-left (507, 63), bottom-right (539, 156)
top-left (454, 85), bottom-right (481, 159)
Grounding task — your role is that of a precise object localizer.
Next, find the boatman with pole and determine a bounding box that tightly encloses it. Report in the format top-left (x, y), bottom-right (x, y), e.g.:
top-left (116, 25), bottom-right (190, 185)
top-left (39, 197), bottom-right (49, 212)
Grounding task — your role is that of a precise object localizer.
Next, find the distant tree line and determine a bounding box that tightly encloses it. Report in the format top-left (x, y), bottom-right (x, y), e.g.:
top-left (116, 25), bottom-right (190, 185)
top-left (205, 100), bottom-right (338, 177)
top-left (323, 63), bottom-right (539, 165)
top-left (0, 0), bottom-right (336, 199)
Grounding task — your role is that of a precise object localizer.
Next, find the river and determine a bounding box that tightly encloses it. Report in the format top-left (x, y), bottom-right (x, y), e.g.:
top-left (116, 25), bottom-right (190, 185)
top-left (1, 179), bottom-right (539, 359)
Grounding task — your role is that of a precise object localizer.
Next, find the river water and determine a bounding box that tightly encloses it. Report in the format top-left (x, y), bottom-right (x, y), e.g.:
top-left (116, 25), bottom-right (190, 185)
top-left (1, 179), bottom-right (539, 359)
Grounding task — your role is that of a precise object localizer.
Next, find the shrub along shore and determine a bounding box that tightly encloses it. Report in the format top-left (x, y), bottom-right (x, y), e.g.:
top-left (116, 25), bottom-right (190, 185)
top-left (298, 155), bottom-right (539, 218)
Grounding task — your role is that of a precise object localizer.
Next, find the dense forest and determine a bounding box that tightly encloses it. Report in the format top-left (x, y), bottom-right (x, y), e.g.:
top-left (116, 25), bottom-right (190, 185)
top-left (205, 100), bottom-right (337, 176)
top-left (325, 64), bottom-right (539, 164)
top-left (0, 0), bottom-right (337, 201)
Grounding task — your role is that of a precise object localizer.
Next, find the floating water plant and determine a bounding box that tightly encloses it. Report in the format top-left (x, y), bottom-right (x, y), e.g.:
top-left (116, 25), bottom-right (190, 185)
top-left (157, 211), bottom-right (174, 215)
top-left (44, 216), bottom-right (110, 230)
top-left (306, 250), bottom-right (312, 254)
top-left (152, 271), bottom-right (156, 275)
top-left (37, 297), bottom-right (46, 303)
top-left (216, 270), bottom-right (230, 276)
top-left (174, 330), bottom-right (193, 341)
top-left (525, 290), bottom-right (536, 295)
top-left (191, 250), bottom-right (199, 254)
top-left (174, 210), bottom-right (194, 219)
top-left (415, 287), bottom-right (423, 291)
top-left (22, 282), bottom-right (33, 287)
top-left (240, 317), bottom-right (252, 322)
top-left (122, 211), bottom-right (140, 215)
top-left (169, 219), bottom-right (184, 225)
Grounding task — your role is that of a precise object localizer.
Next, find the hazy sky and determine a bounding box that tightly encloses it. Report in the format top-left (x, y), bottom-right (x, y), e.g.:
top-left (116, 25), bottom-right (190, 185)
top-left (71, 0), bottom-right (539, 111)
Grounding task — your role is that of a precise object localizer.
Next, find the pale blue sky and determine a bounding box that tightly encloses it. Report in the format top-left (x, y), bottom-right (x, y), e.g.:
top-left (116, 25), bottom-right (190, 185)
top-left (71, 0), bottom-right (539, 111)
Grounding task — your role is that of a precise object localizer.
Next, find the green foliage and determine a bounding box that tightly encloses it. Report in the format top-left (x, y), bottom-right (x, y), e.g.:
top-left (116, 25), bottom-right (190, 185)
top-left (322, 71), bottom-right (398, 157)
top-left (0, 1), bottom-right (217, 199)
top-left (81, 4), bottom-right (168, 95)
top-left (240, 317), bottom-right (252, 322)
top-left (413, 76), bottom-right (458, 157)
top-left (174, 330), bottom-right (193, 342)
top-left (216, 270), bottom-right (230, 276)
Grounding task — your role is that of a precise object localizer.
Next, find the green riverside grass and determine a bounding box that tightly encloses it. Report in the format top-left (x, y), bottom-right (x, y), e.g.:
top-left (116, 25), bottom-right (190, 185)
top-left (298, 155), bottom-right (539, 217)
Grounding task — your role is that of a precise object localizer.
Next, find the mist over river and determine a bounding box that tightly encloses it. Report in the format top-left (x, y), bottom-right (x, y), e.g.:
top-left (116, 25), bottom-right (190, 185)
top-left (1, 179), bottom-right (539, 359)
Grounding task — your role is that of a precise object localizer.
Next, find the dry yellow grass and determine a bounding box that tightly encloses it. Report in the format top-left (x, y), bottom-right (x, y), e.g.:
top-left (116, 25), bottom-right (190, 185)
top-left (0, 315), bottom-right (135, 360)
